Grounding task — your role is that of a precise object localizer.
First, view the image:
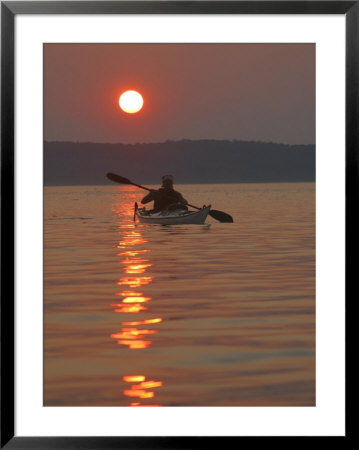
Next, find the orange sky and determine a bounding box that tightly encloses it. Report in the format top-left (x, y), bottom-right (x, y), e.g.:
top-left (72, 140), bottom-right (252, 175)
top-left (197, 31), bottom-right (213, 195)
top-left (44, 43), bottom-right (315, 145)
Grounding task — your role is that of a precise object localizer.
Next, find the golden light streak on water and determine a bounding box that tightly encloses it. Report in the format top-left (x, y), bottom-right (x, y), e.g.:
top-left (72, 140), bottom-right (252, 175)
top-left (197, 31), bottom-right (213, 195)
top-left (116, 290), bottom-right (144, 297)
top-left (123, 389), bottom-right (155, 399)
top-left (122, 318), bottom-right (163, 326)
top-left (111, 328), bottom-right (158, 339)
top-left (124, 264), bottom-right (153, 274)
top-left (133, 381), bottom-right (163, 389)
top-left (117, 249), bottom-right (150, 257)
top-left (123, 374), bottom-right (163, 404)
top-left (112, 304), bottom-right (148, 313)
top-left (120, 296), bottom-right (151, 304)
top-left (117, 340), bottom-right (152, 349)
top-left (123, 375), bottom-right (146, 383)
top-left (116, 277), bottom-right (153, 287)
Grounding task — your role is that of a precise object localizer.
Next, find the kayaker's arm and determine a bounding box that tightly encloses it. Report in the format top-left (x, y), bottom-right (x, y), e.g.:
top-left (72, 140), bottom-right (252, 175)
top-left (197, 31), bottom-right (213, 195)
top-left (141, 190), bottom-right (156, 204)
top-left (176, 191), bottom-right (188, 205)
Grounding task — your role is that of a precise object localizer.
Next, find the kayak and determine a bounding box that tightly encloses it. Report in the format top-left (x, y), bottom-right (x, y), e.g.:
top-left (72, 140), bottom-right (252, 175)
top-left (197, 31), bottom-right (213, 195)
top-left (135, 204), bottom-right (211, 225)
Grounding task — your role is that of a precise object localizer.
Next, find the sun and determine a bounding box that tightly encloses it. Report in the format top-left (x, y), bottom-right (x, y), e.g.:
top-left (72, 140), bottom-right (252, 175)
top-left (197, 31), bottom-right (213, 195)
top-left (119, 90), bottom-right (143, 114)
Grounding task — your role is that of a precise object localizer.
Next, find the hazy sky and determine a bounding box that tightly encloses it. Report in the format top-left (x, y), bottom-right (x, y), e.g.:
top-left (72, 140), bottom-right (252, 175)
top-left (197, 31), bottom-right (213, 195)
top-left (44, 44), bottom-right (315, 145)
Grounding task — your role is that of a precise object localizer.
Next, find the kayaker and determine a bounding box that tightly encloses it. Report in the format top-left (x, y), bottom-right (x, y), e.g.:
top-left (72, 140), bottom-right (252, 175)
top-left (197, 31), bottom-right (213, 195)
top-left (141, 174), bottom-right (188, 213)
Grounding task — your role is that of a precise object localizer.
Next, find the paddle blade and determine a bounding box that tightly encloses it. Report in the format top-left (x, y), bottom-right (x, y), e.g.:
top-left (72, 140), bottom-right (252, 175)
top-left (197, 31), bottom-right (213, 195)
top-left (209, 209), bottom-right (234, 223)
top-left (106, 173), bottom-right (131, 185)
top-left (134, 202), bottom-right (138, 222)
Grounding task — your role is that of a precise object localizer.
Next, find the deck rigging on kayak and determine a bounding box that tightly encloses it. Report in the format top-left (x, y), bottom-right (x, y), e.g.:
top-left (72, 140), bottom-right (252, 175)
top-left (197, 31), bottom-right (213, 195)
top-left (106, 173), bottom-right (234, 224)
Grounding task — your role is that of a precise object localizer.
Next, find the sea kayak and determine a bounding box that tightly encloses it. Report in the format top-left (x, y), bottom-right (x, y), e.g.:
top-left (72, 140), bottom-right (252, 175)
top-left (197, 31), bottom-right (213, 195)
top-left (135, 204), bottom-right (211, 225)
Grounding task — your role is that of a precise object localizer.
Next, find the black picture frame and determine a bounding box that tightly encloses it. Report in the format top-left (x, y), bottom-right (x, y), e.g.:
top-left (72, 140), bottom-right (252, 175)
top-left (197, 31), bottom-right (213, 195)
top-left (1, 1), bottom-right (354, 447)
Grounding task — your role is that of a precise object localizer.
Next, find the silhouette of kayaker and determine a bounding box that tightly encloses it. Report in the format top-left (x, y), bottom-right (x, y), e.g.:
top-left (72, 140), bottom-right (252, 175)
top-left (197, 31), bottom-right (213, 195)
top-left (141, 174), bottom-right (188, 213)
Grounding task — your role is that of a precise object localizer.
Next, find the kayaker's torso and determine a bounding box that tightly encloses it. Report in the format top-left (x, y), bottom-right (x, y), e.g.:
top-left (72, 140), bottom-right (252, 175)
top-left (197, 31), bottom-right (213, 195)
top-left (141, 187), bottom-right (187, 212)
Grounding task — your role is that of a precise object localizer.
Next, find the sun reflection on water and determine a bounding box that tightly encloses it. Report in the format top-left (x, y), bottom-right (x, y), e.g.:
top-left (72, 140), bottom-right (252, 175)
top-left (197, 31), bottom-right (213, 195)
top-left (110, 200), bottom-right (163, 405)
top-left (116, 277), bottom-right (153, 288)
top-left (123, 375), bottom-right (163, 406)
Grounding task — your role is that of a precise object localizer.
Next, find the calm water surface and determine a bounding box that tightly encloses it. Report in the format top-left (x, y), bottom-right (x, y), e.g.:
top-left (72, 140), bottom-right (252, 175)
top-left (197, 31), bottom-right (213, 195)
top-left (44, 183), bottom-right (315, 406)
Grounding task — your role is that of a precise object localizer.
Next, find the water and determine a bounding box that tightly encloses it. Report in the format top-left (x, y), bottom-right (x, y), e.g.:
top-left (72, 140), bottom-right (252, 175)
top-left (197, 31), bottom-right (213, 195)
top-left (44, 183), bottom-right (315, 406)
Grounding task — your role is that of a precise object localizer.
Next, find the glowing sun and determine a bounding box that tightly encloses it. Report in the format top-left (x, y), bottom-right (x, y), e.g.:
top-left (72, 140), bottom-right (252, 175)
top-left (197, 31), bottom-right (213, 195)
top-left (119, 90), bottom-right (143, 114)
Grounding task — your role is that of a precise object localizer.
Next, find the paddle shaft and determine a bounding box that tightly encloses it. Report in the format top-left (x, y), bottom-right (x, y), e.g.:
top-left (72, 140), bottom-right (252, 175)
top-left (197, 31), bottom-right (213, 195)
top-left (129, 180), bottom-right (152, 193)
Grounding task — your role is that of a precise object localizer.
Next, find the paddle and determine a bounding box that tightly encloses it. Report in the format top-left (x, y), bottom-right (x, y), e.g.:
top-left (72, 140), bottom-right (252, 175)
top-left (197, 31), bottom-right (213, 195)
top-left (106, 173), bottom-right (234, 223)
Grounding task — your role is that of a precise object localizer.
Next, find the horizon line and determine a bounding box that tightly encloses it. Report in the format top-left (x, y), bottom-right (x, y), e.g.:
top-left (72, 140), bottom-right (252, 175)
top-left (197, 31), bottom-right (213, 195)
top-left (44, 180), bottom-right (316, 187)
top-left (44, 138), bottom-right (316, 147)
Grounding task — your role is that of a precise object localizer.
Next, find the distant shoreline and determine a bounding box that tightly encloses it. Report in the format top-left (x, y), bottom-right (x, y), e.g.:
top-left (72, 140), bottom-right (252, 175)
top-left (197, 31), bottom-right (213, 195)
top-left (45, 139), bottom-right (315, 147)
top-left (44, 139), bottom-right (315, 186)
top-left (44, 180), bottom-right (316, 187)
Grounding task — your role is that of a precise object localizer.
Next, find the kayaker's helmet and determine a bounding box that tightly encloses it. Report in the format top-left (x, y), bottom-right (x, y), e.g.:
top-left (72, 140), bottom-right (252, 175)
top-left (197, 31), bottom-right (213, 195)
top-left (162, 174), bottom-right (173, 188)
